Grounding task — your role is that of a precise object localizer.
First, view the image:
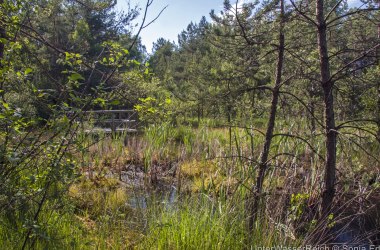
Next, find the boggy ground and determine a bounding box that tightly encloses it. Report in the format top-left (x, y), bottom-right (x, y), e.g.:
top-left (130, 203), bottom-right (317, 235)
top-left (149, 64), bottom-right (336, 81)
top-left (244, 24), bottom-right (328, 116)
top-left (67, 123), bottom-right (380, 249)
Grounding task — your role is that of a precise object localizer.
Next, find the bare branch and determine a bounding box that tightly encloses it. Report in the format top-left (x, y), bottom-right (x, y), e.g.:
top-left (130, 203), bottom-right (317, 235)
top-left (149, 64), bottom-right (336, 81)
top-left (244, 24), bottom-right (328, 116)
top-left (338, 132), bottom-right (380, 164)
top-left (267, 152), bottom-right (297, 163)
top-left (234, 1), bottom-right (254, 46)
top-left (279, 90), bottom-right (325, 128)
top-left (324, 0), bottom-right (344, 22)
top-left (103, 0), bottom-right (166, 84)
top-left (289, 0), bottom-right (318, 26)
top-left (327, 7), bottom-right (380, 26)
top-left (337, 119), bottom-right (379, 129)
top-left (272, 133), bottom-right (325, 161)
top-left (143, 5), bottom-right (168, 29)
top-left (338, 125), bottom-right (378, 139)
top-left (330, 43), bottom-right (380, 82)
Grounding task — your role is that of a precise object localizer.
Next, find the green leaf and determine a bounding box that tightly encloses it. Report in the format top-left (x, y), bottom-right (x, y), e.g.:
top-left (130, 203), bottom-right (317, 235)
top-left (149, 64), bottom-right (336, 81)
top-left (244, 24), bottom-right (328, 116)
top-left (24, 68), bottom-right (33, 75)
top-left (2, 102), bottom-right (9, 109)
top-left (110, 100), bottom-right (120, 105)
top-left (68, 73), bottom-right (85, 81)
top-left (134, 105), bottom-right (142, 111)
top-left (165, 98), bottom-right (172, 105)
top-left (93, 98), bottom-right (106, 106)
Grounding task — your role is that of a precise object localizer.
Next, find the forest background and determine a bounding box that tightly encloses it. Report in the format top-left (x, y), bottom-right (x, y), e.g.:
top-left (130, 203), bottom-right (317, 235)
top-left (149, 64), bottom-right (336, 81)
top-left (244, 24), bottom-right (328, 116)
top-left (0, 0), bottom-right (379, 248)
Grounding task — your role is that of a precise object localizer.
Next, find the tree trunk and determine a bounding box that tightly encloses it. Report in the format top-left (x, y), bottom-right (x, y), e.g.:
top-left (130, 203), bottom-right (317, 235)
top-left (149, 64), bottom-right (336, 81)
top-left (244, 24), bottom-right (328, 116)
top-left (376, 74), bottom-right (379, 141)
top-left (316, 0), bottom-right (337, 217)
top-left (0, 0), bottom-right (5, 166)
top-left (249, 0), bottom-right (285, 231)
top-left (0, 32), bottom-right (4, 64)
top-left (0, 0), bottom-right (5, 100)
top-left (377, 0), bottom-right (380, 142)
top-left (0, 0), bottom-right (5, 67)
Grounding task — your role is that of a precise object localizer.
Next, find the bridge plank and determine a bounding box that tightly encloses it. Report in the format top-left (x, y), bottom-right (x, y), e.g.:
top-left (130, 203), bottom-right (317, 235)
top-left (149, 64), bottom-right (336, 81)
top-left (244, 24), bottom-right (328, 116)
top-left (79, 109), bottom-right (139, 134)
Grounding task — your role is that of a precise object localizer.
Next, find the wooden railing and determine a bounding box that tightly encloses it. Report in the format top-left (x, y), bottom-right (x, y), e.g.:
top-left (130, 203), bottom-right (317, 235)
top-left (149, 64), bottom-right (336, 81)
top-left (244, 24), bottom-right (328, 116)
top-left (78, 110), bottom-right (139, 133)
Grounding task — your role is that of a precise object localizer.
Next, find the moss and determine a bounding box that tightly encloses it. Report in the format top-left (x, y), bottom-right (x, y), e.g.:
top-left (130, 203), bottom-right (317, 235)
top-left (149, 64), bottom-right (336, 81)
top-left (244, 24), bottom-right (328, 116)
top-left (180, 159), bottom-right (218, 178)
top-left (69, 178), bottom-right (130, 218)
top-left (180, 159), bottom-right (239, 194)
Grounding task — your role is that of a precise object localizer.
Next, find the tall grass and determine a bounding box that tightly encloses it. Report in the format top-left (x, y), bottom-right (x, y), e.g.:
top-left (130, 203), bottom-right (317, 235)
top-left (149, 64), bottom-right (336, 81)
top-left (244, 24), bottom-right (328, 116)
top-left (138, 193), bottom-right (297, 250)
top-left (2, 117), bottom-right (377, 248)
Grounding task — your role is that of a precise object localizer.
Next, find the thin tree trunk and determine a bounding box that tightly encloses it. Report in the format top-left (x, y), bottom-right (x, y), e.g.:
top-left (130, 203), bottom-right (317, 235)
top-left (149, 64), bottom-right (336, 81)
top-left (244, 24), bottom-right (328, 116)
top-left (377, 0), bottom-right (380, 141)
top-left (0, 0), bottom-right (6, 166)
top-left (316, 0), bottom-right (337, 217)
top-left (0, 29), bottom-right (4, 63)
top-left (376, 78), bottom-right (379, 142)
top-left (0, 0), bottom-right (5, 71)
top-left (249, 0), bottom-right (285, 231)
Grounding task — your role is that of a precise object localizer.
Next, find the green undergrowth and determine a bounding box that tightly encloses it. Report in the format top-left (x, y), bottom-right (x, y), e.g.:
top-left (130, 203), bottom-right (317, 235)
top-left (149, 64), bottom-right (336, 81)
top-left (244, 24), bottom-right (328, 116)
top-left (0, 205), bottom-right (85, 249)
top-left (1, 119), bottom-right (377, 249)
top-left (138, 194), bottom-right (297, 250)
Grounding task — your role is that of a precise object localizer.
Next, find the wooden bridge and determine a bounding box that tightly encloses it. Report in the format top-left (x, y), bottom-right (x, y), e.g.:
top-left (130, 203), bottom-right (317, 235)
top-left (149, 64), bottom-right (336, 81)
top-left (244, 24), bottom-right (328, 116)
top-left (79, 110), bottom-right (139, 134)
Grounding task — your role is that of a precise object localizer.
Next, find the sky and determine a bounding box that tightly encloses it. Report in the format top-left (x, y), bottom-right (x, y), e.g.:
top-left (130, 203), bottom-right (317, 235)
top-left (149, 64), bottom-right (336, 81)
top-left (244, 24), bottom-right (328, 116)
top-left (116, 0), bottom-right (363, 54)
top-left (116, 0), bottom-right (223, 53)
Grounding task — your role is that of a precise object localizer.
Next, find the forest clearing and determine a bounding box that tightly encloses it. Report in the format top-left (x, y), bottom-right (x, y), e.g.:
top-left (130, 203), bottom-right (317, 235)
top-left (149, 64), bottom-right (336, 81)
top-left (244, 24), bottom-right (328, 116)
top-left (0, 0), bottom-right (379, 249)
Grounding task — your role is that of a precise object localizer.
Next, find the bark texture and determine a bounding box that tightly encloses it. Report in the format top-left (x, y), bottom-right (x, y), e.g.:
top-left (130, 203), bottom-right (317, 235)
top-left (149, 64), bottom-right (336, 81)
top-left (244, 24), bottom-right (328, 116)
top-left (316, 0), bottom-right (337, 217)
top-left (249, 0), bottom-right (285, 231)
